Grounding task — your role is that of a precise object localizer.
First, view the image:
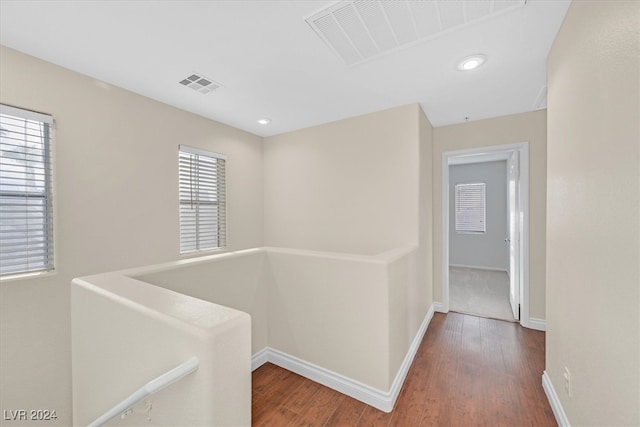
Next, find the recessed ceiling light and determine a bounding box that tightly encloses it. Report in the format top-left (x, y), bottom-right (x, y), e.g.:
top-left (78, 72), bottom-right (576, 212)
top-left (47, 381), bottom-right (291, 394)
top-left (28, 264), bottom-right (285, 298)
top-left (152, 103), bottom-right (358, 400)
top-left (457, 55), bottom-right (486, 71)
top-left (257, 118), bottom-right (271, 125)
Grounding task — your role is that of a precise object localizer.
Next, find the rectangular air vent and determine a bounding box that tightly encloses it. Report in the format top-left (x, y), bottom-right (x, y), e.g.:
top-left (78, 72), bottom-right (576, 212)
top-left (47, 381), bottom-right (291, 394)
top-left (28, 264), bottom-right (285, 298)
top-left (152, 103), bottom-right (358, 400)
top-left (306, 0), bottom-right (527, 66)
top-left (179, 73), bottom-right (221, 94)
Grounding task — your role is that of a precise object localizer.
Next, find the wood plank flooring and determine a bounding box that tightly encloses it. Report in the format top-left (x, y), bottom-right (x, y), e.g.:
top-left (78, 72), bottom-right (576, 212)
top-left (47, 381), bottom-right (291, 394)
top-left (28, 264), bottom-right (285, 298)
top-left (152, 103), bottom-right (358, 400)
top-left (252, 312), bottom-right (556, 426)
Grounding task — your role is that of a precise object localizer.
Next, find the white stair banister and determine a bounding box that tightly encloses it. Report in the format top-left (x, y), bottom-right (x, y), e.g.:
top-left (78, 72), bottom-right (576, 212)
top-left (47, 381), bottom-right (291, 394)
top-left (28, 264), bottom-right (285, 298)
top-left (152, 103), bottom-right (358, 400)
top-left (88, 357), bottom-right (199, 427)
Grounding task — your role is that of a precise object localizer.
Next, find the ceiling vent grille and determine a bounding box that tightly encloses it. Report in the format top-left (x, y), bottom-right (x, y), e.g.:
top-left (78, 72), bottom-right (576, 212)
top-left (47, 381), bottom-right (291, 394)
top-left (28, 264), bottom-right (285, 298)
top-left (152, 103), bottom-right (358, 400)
top-left (306, 0), bottom-right (527, 66)
top-left (179, 73), bottom-right (221, 94)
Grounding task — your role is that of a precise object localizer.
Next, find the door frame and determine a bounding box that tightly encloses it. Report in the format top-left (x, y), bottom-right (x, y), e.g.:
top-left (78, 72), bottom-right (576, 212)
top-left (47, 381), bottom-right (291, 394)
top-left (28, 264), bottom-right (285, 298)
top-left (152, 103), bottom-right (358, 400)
top-left (441, 142), bottom-right (532, 328)
top-left (507, 150), bottom-right (521, 320)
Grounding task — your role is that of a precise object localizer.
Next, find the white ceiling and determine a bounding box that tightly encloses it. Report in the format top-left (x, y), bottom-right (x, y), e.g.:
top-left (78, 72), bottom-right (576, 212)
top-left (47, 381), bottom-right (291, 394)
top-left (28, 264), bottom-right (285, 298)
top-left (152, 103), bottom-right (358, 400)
top-left (0, 0), bottom-right (570, 137)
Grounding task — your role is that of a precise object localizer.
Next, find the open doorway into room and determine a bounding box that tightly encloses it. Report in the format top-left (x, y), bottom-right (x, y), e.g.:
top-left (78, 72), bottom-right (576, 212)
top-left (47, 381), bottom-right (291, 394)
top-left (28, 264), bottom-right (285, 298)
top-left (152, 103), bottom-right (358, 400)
top-left (442, 143), bottom-right (529, 324)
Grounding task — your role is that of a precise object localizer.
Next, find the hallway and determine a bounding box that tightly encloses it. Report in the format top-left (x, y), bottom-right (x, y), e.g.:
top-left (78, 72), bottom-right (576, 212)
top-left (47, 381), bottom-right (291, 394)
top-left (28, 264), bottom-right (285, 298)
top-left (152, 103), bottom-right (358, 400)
top-left (252, 312), bottom-right (555, 426)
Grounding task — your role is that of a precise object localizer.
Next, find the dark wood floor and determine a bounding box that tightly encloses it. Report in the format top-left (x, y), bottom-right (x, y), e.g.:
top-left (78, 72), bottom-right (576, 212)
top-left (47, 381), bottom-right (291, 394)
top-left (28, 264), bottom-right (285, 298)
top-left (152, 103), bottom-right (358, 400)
top-left (252, 312), bottom-right (557, 426)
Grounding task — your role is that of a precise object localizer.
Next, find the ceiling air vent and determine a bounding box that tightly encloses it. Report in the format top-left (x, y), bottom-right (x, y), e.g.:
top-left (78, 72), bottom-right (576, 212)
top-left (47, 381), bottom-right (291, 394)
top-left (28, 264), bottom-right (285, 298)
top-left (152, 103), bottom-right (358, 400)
top-left (306, 0), bottom-right (527, 66)
top-left (179, 73), bottom-right (221, 94)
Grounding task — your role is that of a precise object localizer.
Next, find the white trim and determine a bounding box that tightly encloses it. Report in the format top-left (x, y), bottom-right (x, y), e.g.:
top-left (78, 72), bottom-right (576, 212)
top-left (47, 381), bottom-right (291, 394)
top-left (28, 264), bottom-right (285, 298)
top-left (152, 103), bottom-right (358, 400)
top-left (251, 347), bottom-right (269, 371)
top-left (250, 305), bottom-right (435, 413)
top-left (0, 103), bottom-right (53, 124)
top-left (442, 150), bottom-right (450, 313)
top-left (443, 142), bottom-right (534, 327)
top-left (178, 144), bottom-right (227, 160)
top-left (269, 348), bottom-right (395, 412)
top-left (433, 302), bottom-right (447, 313)
top-left (542, 371), bottom-right (570, 427)
top-left (449, 264), bottom-right (508, 273)
top-left (386, 304), bottom-right (434, 410)
top-left (523, 317), bottom-right (546, 331)
top-left (448, 150), bottom-right (512, 165)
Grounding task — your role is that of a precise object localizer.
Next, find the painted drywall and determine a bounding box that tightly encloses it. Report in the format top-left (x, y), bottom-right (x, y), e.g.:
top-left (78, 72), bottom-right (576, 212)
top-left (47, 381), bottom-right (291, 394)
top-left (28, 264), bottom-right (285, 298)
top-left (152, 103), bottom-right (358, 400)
top-left (546, 1), bottom-right (639, 425)
top-left (417, 107), bottom-right (434, 337)
top-left (133, 246), bottom-right (427, 397)
top-left (432, 110), bottom-right (547, 320)
top-left (263, 104), bottom-right (420, 255)
top-left (266, 248), bottom-right (391, 390)
top-left (134, 249), bottom-right (268, 355)
top-left (84, 246), bottom-right (433, 414)
top-left (72, 274), bottom-right (251, 426)
top-left (0, 46), bottom-right (263, 426)
top-left (386, 247), bottom-right (421, 386)
top-left (262, 104), bottom-right (434, 391)
top-left (449, 161), bottom-right (508, 271)
top-left (387, 107), bottom-right (434, 383)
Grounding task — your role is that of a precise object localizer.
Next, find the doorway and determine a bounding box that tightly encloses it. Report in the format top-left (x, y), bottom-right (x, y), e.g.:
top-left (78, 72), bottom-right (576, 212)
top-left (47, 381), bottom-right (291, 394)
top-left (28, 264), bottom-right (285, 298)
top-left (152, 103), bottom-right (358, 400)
top-left (442, 142), bottom-right (530, 326)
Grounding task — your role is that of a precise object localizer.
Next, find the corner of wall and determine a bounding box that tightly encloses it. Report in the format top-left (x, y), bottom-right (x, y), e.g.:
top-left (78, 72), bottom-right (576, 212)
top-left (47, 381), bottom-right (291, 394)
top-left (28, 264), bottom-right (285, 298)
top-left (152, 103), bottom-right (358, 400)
top-left (418, 104), bottom-right (435, 310)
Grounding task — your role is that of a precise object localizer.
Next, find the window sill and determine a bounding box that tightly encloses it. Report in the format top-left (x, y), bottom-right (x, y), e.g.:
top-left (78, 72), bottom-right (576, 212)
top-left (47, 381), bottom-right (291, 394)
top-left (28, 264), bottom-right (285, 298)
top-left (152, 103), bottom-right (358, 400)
top-left (0, 269), bottom-right (57, 283)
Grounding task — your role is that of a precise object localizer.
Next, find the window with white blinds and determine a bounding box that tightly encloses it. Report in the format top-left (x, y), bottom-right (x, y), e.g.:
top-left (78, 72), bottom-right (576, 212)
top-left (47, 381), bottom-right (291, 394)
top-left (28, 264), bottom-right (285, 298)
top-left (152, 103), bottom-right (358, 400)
top-left (179, 145), bottom-right (226, 253)
top-left (455, 182), bottom-right (486, 233)
top-left (0, 105), bottom-right (54, 276)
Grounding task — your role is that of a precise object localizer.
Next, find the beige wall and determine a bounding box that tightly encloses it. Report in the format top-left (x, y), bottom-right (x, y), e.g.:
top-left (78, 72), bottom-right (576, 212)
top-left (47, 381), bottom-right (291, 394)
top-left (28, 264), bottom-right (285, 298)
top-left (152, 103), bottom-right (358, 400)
top-left (432, 110), bottom-right (547, 320)
top-left (135, 246), bottom-right (429, 402)
top-left (387, 247), bottom-right (422, 387)
top-left (72, 273), bottom-right (251, 426)
top-left (263, 103), bottom-right (434, 392)
top-left (134, 250), bottom-right (268, 355)
top-left (546, 1), bottom-right (639, 425)
top-left (266, 248), bottom-right (391, 390)
top-left (263, 104), bottom-right (420, 255)
top-left (0, 46), bottom-right (263, 426)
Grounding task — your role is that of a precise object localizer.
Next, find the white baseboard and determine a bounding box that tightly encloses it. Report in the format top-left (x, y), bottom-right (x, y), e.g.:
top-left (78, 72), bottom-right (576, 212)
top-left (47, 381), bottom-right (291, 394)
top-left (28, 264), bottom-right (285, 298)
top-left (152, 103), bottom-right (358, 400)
top-left (251, 347), bottom-right (269, 371)
top-left (250, 304), bottom-right (435, 413)
top-left (449, 264), bottom-right (508, 273)
top-left (524, 317), bottom-right (546, 331)
top-left (542, 371), bottom-right (570, 427)
top-left (268, 347), bottom-right (396, 412)
top-left (386, 304), bottom-right (434, 411)
top-left (433, 302), bottom-right (447, 313)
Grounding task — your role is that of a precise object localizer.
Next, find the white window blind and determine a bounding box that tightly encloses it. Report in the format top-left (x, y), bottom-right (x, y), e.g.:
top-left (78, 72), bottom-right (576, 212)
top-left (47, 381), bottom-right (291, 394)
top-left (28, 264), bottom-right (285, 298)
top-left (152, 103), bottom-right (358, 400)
top-left (179, 145), bottom-right (226, 253)
top-left (0, 105), bottom-right (54, 276)
top-left (455, 182), bottom-right (486, 233)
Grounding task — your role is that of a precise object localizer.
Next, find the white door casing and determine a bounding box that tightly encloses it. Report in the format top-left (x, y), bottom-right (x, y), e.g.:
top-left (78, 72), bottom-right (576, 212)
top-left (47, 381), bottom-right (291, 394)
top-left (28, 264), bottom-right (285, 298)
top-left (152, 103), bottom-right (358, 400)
top-left (441, 142), bottom-right (532, 328)
top-left (508, 150), bottom-right (520, 320)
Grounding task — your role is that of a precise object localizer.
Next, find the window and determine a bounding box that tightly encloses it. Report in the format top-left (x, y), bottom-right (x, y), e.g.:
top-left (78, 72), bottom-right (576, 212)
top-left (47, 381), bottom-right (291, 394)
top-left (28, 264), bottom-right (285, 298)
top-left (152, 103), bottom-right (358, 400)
top-left (455, 182), bottom-right (486, 233)
top-left (0, 105), bottom-right (54, 276)
top-left (179, 145), bottom-right (226, 253)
